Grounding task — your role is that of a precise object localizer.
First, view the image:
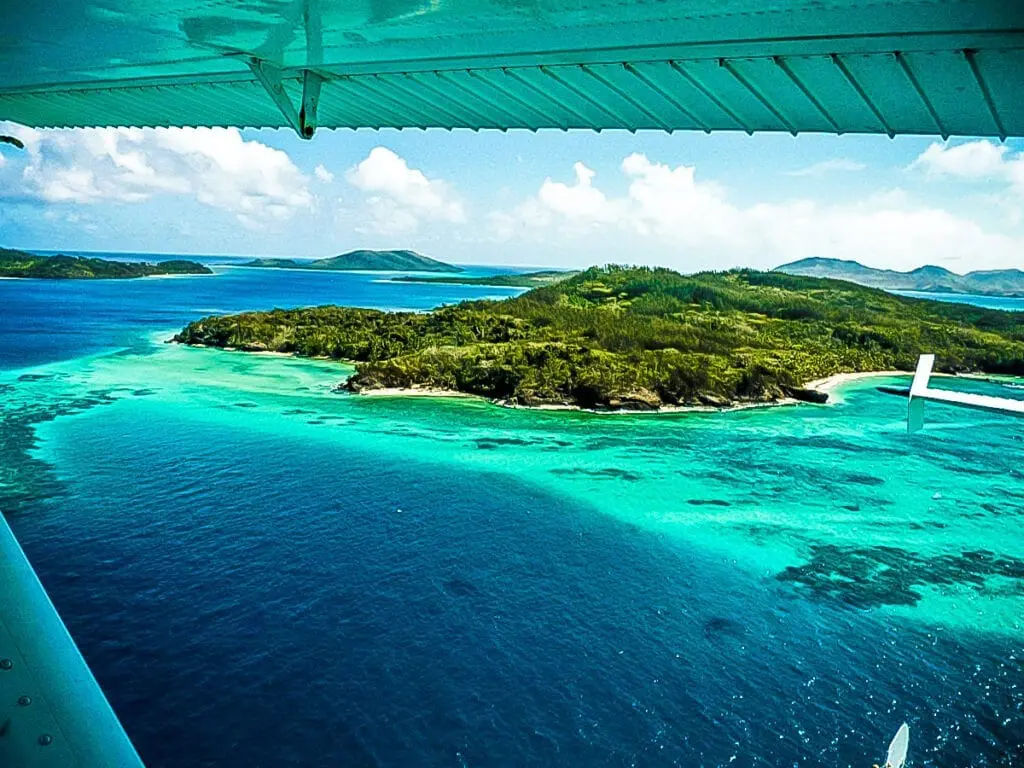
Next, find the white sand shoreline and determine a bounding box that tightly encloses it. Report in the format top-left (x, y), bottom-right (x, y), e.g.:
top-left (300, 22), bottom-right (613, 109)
top-left (804, 370), bottom-right (909, 393)
top-left (358, 387), bottom-right (475, 399)
top-left (803, 368), bottom-right (996, 394)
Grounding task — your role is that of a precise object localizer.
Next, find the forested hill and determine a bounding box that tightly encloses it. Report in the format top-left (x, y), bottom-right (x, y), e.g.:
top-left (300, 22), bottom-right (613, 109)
top-left (0, 248), bottom-right (211, 279)
top-left (244, 249), bottom-right (462, 273)
top-left (175, 265), bottom-right (1024, 411)
top-left (776, 257), bottom-right (1024, 297)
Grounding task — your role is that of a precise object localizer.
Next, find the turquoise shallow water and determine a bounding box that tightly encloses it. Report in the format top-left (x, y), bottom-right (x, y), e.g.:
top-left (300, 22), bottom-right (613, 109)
top-left (1, 267), bottom-right (1023, 766)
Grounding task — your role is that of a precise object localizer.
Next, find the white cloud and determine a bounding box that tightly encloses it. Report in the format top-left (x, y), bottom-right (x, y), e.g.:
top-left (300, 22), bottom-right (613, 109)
top-left (537, 162), bottom-right (618, 225)
top-left (346, 147), bottom-right (465, 234)
top-left (0, 123), bottom-right (312, 225)
top-left (491, 153), bottom-right (1024, 272)
top-left (787, 158), bottom-right (866, 176)
top-left (910, 141), bottom-right (1011, 179)
top-left (910, 140), bottom-right (1024, 226)
top-left (314, 164), bottom-right (334, 183)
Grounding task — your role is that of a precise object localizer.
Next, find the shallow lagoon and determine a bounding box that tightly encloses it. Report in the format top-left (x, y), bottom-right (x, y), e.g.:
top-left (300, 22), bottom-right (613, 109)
top-left (1, 267), bottom-right (1022, 766)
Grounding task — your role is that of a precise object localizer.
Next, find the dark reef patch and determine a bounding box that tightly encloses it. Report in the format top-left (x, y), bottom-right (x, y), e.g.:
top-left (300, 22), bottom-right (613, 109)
top-left (0, 391), bottom-right (121, 515)
top-left (777, 544), bottom-right (1024, 609)
top-left (703, 616), bottom-right (747, 640)
top-left (774, 435), bottom-right (905, 459)
top-left (442, 577), bottom-right (479, 598)
top-left (842, 472), bottom-right (885, 487)
top-left (549, 468), bottom-right (643, 482)
top-left (979, 501), bottom-right (1024, 517)
top-left (474, 436), bottom-right (540, 450)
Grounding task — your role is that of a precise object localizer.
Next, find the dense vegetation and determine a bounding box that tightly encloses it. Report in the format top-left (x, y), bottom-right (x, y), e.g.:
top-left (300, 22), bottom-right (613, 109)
top-left (389, 270), bottom-right (579, 288)
top-left (0, 248), bottom-right (211, 279)
top-left (244, 249), bottom-right (462, 272)
top-left (175, 265), bottom-right (1024, 410)
top-left (778, 257), bottom-right (1024, 297)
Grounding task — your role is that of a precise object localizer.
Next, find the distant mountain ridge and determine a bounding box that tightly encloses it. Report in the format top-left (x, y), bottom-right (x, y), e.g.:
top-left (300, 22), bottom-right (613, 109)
top-left (244, 249), bottom-right (462, 273)
top-left (775, 257), bottom-right (1024, 297)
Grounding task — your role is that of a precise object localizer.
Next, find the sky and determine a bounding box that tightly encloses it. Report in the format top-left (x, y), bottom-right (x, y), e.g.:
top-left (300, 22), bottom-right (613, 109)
top-left (1, 120), bottom-right (1022, 273)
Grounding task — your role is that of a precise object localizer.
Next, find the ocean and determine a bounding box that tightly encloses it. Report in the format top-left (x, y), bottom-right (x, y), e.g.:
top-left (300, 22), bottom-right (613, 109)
top-left (1, 259), bottom-right (1022, 766)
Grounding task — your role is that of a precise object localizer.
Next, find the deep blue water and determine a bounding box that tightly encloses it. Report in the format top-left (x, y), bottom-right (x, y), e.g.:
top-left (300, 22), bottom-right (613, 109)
top-left (2, 258), bottom-right (1023, 767)
top-left (21, 406), bottom-right (1021, 767)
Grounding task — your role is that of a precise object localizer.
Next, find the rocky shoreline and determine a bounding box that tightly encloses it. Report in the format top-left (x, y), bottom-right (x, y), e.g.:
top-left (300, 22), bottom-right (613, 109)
top-left (176, 340), bottom-right (926, 414)
top-left (344, 376), bottom-right (832, 412)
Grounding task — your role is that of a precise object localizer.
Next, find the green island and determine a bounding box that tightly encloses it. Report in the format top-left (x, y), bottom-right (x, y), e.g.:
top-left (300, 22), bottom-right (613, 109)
top-left (389, 269), bottom-right (579, 288)
top-left (174, 265), bottom-right (1024, 411)
top-left (0, 248), bottom-right (211, 279)
top-left (244, 249), bottom-right (462, 273)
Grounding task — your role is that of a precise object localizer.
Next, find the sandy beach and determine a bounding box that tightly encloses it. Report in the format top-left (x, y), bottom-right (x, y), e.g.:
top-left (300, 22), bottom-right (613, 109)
top-left (357, 387), bottom-right (476, 399)
top-left (804, 370), bottom-right (910, 393)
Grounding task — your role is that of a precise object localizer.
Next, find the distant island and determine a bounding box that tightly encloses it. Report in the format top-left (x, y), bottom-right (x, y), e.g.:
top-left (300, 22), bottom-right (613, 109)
top-left (243, 249), bottom-right (463, 273)
top-left (776, 257), bottom-right (1024, 298)
top-left (0, 248), bottom-right (211, 279)
top-left (174, 265), bottom-right (1024, 412)
top-left (389, 270), bottom-right (579, 288)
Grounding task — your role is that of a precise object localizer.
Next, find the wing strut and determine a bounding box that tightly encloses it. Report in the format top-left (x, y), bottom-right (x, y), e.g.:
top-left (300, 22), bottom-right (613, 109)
top-left (246, 59), bottom-right (323, 139)
top-left (907, 354), bottom-right (1024, 432)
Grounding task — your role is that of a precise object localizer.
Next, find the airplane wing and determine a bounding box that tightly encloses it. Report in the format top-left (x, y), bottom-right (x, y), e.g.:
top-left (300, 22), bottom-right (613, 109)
top-left (1, 0), bottom-right (1022, 138)
top-left (0, 515), bottom-right (144, 766)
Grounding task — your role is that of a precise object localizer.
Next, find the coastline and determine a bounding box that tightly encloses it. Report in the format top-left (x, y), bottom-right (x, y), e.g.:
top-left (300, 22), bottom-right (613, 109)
top-left (177, 341), bottom-right (915, 413)
top-left (357, 387), bottom-right (475, 400)
top-left (179, 342), bottom-right (1012, 415)
top-left (351, 385), bottom-right (804, 414)
top-left (350, 369), bottom-right (924, 413)
top-left (803, 368), bottom-right (998, 395)
top-left (804, 370), bottom-right (909, 393)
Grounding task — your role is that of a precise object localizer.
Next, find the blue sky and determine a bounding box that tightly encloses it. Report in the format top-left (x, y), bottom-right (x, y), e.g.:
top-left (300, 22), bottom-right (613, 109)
top-left (1, 122), bottom-right (1022, 272)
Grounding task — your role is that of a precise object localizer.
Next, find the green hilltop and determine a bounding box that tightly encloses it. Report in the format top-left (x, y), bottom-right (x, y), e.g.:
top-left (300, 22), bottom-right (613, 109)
top-left (175, 265), bottom-right (1024, 411)
top-left (0, 248), bottom-right (211, 279)
top-left (244, 249), bottom-right (462, 273)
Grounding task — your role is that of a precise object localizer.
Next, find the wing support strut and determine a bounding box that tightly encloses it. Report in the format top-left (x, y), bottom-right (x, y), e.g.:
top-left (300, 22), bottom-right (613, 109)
top-left (907, 353), bottom-right (1024, 432)
top-left (247, 59), bottom-right (323, 139)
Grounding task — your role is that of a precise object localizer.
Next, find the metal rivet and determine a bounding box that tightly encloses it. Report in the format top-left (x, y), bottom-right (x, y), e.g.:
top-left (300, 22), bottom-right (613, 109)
top-left (17, 696), bottom-right (31, 707)
top-left (0, 659), bottom-right (12, 670)
top-left (38, 734), bottom-right (53, 746)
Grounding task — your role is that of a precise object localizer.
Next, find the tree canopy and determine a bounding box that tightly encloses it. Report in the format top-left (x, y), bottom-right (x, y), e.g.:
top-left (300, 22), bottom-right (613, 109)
top-left (175, 265), bottom-right (1024, 410)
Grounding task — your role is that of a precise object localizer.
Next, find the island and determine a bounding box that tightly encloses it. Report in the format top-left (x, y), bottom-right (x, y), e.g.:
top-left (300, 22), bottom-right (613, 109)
top-left (389, 270), bottom-right (579, 288)
top-left (776, 257), bottom-right (1024, 298)
top-left (173, 265), bottom-right (1024, 411)
top-left (0, 248), bottom-right (212, 279)
top-left (242, 249), bottom-right (463, 273)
